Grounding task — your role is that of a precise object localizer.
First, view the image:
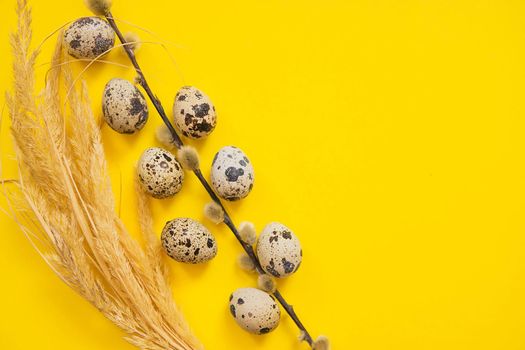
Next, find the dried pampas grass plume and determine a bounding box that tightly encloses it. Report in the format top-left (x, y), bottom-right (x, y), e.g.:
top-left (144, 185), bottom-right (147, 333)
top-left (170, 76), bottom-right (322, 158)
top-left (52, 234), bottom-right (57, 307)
top-left (204, 201), bottom-right (224, 224)
top-left (6, 1), bottom-right (202, 349)
top-left (84, 0), bottom-right (112, 16)
top-left (124, 32), bottom-right (141, 51)
top-left (239, 221), bottom-right (256, 245)
top-left (177, 146), bottom-right (200, 171)
top-left (312, 335), bottom-right (331, 350)
top-left (257, 274), bottom-right (276, 293)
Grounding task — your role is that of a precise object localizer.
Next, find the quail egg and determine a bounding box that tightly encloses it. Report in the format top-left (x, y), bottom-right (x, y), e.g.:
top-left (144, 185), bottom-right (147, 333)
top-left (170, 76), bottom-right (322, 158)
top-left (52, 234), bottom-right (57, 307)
top-left (173, 86), bottom-right (217, 139)
top-left (229, 287), bottom-right (280, 335)
top-left (63, 17), bottom-right (115, 59)
top-left (210, 146), bottom-right (254, 201)
top-left (137, 147), bottom-right (184, 199)
top-left (161, 218), bottom-right (217, 264)
top-left (102, 78), bottom-right (148, 134)
top-left (256, 222), bottom-right (302, 278)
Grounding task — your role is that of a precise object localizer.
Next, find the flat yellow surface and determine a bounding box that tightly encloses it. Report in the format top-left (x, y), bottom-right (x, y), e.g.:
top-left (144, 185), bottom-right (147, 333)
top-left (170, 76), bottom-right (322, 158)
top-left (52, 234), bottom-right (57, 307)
top-left (1, 0), bottom-right (525, 349)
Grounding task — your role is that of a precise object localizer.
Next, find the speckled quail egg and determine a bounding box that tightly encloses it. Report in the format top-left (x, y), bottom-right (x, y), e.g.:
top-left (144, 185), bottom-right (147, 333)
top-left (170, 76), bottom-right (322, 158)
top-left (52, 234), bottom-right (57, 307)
top-left (137, 147), bottom-right (184, 199)
top-left (63, 17), bottom-right (115, 59)
top-left (161, 218), bottom-right (217, 264)
top-left (210, 146), bottom-right (254, 201)
top-left (173, 86), bottom-right (217, 139)
top-left (102, 78), bottom-right (148, 134)
top-left (256, 222), bottom-right (302, 278)
top-left (229, 287), bottom-right (280, 335)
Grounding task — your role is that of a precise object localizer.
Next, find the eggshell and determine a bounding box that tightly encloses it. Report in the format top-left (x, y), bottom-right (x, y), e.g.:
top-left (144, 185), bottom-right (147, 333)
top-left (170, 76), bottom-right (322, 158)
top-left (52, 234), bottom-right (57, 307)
top-left (210, 146), bottom-right (254, 201)
top-left (256, 222), bottom-right (302, 278)
top-left (161, 218), bottom-right (217, 263)
top-left (229, 287), bottom-right (280, 335)
top-left (102, 78), bottom-right (148, 134)
top-left (137, 147), bottom-right (184, 199)
top-left (63, 17), bottom-right (115, 59)
top-left (173, 86), bottom-right (217, 139)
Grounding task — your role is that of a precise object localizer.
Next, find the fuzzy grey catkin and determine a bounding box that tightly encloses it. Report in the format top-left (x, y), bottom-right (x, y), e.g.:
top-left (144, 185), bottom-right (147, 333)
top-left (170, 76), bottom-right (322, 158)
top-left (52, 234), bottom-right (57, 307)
top-left (239, 221), bottom-right (256, 245)
top-left (313, 335), bottom-right (331, 350)
top-left (257, 274), bottom-right (276, 293)
top-left (155, 125), bottom-right (176, 149)
top-left (134, 75), bottom-right (144, 86)
top-left (123, 32), bottom-right (141, 51)
top-left (237, 253), bottom-right (255, 272)
top-left (84, 0), bottom-right (112, 15)
top-left (177, 146), bottom-right (200, 171)
top-left (298, 331), bottom-right (307, 342)
top-left (203, 201), bottom-right (224, 224)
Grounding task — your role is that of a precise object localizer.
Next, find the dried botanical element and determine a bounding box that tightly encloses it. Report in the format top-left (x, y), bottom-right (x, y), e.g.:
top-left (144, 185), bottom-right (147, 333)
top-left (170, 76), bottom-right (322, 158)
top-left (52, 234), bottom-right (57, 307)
top-left (312, 335), bottom-right (331, 350)
top-left (298, 330), bottom-right (307, 342)
top-left (177, 146), bottom-right (200, 171)
top-left (134, 174), bottom-right (171, 286)
top-left (257, 274), bottom-right (276, 293)
top-left (84, 0), bottom-right (112, 16)
top-left (239, 221), bottom-right (256, 245)
top-left (5, 2), bottom-right (202, 349)
top-left (203, 201), bottom-right (224, 224)
top-left (123, 31), bottom-right (141, 51)
top-left (237, 253), bottom-right (255, 272)
top-left (103, 4), bottom-right (319, 346)
top-left (134, 74), bottom-right (144, 86)
top-left (156, 124), bottom-right (176, 149)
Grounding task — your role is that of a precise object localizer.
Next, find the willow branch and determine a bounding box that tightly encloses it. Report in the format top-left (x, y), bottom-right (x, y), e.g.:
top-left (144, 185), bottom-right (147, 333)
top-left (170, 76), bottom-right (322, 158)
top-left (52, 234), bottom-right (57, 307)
top-left (105, 12), bottom-right (314, 347)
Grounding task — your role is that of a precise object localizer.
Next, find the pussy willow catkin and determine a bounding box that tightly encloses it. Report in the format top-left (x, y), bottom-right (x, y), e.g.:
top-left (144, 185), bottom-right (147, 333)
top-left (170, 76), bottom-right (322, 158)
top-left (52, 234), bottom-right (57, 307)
top-left (79, 0), bottom-right (330, 348)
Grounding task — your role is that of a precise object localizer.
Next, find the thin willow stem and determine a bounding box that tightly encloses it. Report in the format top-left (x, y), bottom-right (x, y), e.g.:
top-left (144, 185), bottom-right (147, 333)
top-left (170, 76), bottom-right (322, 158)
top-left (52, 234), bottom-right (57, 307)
top-left (105, 12), bottom-right (314, 347)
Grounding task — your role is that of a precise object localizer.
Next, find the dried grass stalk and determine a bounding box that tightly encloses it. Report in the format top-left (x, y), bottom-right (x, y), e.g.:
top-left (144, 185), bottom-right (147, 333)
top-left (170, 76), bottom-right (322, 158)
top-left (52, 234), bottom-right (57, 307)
top-left (5, 1), bottom-right (203, 349)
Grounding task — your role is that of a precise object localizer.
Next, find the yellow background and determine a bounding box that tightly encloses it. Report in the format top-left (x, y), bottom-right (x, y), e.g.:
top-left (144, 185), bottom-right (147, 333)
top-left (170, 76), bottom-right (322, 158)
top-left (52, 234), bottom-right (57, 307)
top-left (1, 0), bottom-right (525, 349)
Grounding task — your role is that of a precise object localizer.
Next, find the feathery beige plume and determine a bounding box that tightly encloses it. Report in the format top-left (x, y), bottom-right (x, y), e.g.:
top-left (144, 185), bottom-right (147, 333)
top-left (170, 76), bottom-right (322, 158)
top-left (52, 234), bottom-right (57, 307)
top-left (5, 1), bottom-right (202, 349)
